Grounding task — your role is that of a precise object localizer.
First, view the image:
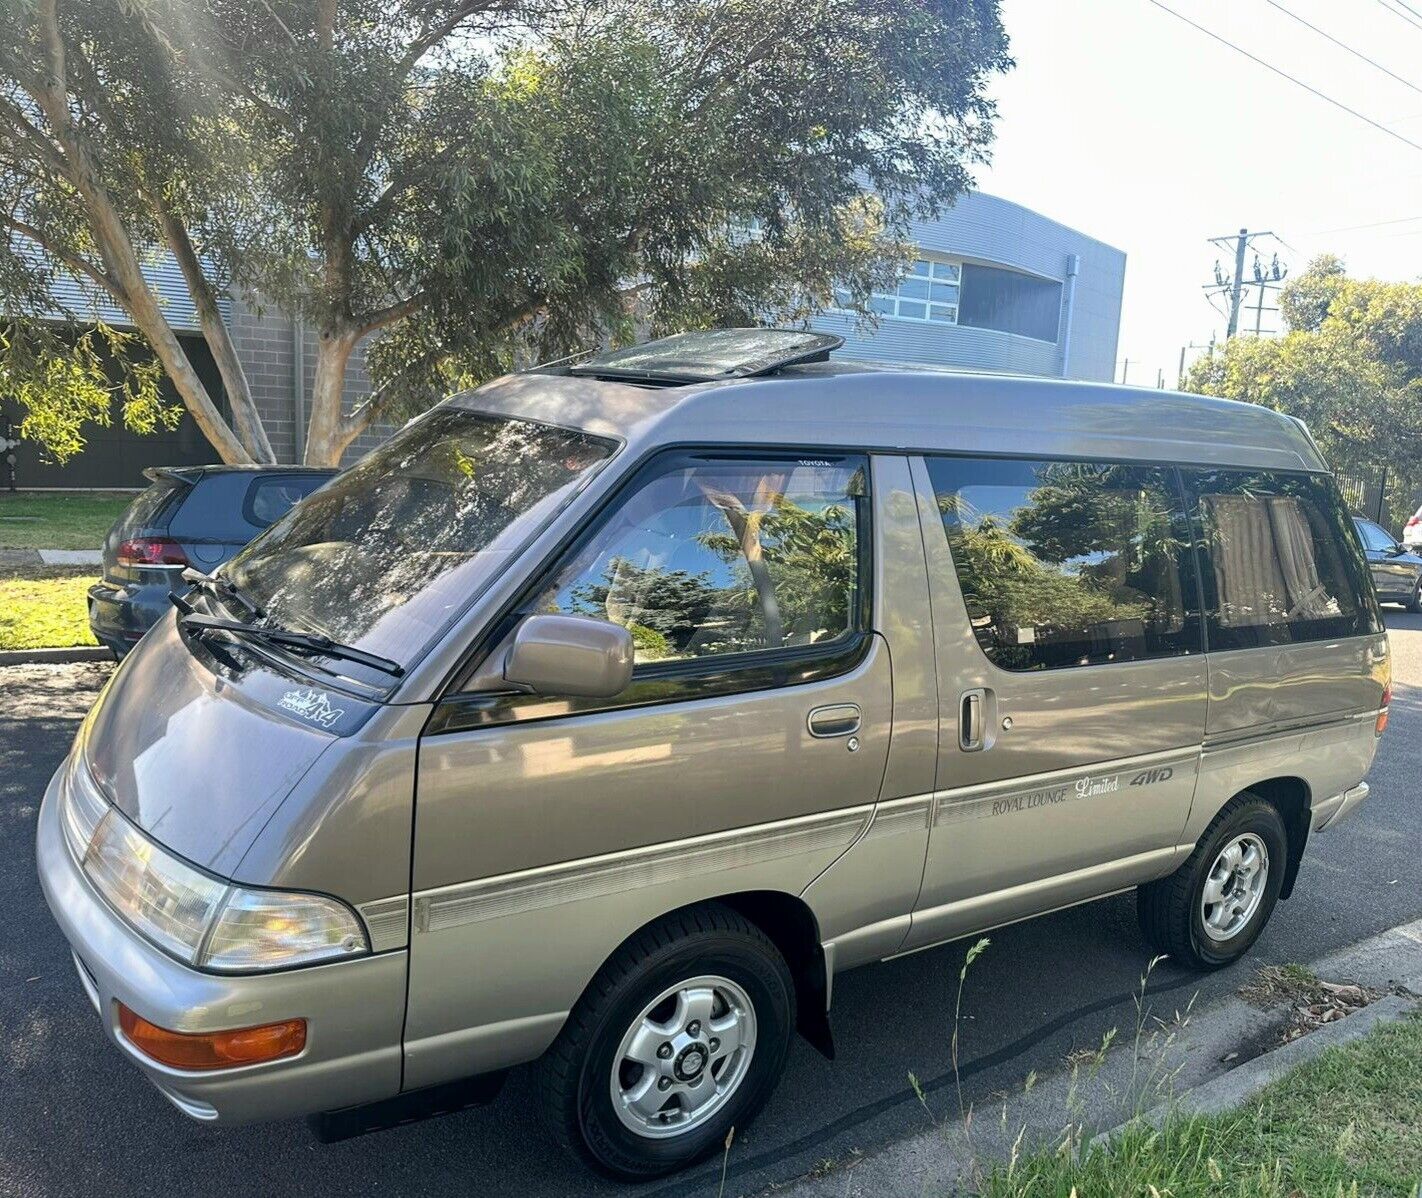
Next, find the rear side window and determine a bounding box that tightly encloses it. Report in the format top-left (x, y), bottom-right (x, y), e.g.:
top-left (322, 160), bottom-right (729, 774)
top-left (925, 456), bottom-right (1201, 671)
top-left (113, 478), bottom-right (186, 539)
top-left (244, 475), bottom-right (329, 529)
top-left (1184, 470), bottom-right (1379, 648)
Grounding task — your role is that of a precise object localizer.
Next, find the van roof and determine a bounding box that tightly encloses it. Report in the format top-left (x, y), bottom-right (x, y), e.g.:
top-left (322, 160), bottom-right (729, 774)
top-left (449, 360), bottom-right (1327, 474)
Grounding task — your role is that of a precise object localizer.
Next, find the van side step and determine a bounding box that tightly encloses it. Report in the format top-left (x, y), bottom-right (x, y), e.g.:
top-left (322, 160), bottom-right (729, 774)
top-left (308, 1072), bottom-right (508, 1142)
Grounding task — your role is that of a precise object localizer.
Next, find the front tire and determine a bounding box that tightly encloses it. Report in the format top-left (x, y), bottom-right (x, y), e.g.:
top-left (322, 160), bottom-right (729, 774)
top-left (540, 903), bottom-right (795, 1181)
top-left (1137, 793), bottom-right (1288, 969)
top-left (1406, 578), bottom-right (1422, 613)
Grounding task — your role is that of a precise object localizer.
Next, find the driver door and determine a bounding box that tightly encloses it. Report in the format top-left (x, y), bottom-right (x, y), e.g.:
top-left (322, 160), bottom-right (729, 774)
top-left (402, 449), bottom-right (893, 1090)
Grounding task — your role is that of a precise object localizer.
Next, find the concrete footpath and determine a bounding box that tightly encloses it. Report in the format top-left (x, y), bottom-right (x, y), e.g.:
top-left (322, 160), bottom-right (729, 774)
top-left (771, 918), bottom-right (1422, 1197)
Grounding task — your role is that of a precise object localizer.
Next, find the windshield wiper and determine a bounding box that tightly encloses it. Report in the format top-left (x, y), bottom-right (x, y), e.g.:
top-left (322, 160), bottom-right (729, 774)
top-left (179, 612), bottom-right (405, 678)
top-left (179, 567), bottom-right (265, 620)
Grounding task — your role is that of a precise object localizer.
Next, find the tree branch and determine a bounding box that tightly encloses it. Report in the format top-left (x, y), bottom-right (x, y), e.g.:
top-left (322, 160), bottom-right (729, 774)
top-left (0, 212), bottom-right (126, 303)
top-left (354, 290), bottom-right (424, 335)
top-left (144, 183), bottom-right (275, 462)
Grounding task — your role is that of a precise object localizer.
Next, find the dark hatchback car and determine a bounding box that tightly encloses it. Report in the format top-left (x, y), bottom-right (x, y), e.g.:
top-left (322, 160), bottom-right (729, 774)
top-left (89, 465), bottom-right (336, 657)
top-left (1354, 515), bottom-right (1422, 611)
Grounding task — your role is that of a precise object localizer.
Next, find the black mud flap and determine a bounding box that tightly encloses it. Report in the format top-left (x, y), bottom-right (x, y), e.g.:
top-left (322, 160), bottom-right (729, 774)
top-left (308, 1072), bottom-right (507, 1143)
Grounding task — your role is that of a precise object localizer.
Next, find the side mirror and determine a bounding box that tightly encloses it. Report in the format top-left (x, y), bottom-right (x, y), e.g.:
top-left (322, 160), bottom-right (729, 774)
top-left (503, 613), bottom-right (634, 698)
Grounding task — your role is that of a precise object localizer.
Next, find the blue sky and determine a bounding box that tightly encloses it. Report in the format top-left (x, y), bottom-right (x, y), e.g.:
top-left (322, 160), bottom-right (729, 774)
top-left (976, 0), bottom-right (1422, 387)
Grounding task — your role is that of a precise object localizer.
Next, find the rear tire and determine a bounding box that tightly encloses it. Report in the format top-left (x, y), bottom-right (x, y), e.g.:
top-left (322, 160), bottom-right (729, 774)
top-left (1406, 579), bottom-right (1422, 613)
top-left (1137, 793), bottom-right (1287, 969)
top-left (540, 903), bottom-right (795, 1181)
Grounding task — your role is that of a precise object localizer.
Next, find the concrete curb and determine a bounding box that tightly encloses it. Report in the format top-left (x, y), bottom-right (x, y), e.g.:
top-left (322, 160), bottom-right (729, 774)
top-left (771, 917), bottom-right (1422, 1197)
top-left (37, 549), bottom-right (102, 566)
top-left (1093, 992), bottom-right (1419, 1147)
top-left (0, 646), bottom-right (112, 666)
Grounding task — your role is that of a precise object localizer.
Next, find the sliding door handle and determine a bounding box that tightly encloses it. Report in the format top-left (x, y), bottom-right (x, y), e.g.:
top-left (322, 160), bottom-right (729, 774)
top-left (959, 688), bottom-right (987, 751)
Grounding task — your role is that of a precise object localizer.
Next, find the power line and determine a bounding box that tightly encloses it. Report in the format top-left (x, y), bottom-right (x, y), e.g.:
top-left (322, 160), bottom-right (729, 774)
top-left (1313, 213), bottom-right (1422, 234)
top-left (1391, 0), bottom-right (1422, 23)
top-left (1144, 0), bottom-right (1422, 155)
top-left (1375, 0), bottom-right (1422, 33)
top-left (1265, 0), bottom-right (1422, 97)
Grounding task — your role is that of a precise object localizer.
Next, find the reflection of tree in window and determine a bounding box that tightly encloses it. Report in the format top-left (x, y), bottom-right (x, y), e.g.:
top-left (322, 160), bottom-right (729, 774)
top-left (547, 461), bottom-right (863, 665)
top-left (931, 459), bottom-right (1189, 670)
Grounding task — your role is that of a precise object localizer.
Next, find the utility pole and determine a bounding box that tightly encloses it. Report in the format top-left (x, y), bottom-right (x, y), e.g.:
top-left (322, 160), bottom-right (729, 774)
top-left (1177, 337), bottom-right (1216, 388)
top-left (1204, 230), bottom-right (1287, 340)
top-left (1119, 358), bottom-right (1133, 385)
top-left (1227, 227), bottom-right (1247, 338)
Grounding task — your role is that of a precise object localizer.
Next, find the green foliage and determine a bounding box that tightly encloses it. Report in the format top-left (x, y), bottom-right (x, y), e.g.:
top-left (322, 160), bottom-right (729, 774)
top-left (0, 491), bottom-right (130, 549)
top-left (1186, 256), bottom-right (1422, 527)
top-left (0, 0), bottom-right (1011, 462)
top-left (981, 1012), bottom-right (1422, 1197)
top-left (0, 569), bottom-right (99, 649)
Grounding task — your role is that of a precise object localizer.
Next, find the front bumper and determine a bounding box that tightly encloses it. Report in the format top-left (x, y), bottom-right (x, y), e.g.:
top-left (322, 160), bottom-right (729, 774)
top-left (35, 761), bottom-right (407, 1124)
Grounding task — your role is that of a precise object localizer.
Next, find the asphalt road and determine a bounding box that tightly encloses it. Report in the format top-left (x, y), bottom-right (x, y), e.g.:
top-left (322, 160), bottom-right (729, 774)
top-left (3, 619), bottom-right (1421, 1198)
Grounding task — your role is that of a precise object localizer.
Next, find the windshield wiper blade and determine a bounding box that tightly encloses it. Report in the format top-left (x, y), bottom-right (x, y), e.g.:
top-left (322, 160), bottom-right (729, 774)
top-left (180, 567), bottom-right (265, 619)
top-left (179, 612), bottom-right (405, 678)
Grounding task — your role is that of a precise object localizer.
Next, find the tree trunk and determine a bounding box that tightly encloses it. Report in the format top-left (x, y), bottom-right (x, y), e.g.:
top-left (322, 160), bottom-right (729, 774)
top-left (29, 4), bottom-right (254, 466)
top-left (303, 329), bottom-right (359, 466)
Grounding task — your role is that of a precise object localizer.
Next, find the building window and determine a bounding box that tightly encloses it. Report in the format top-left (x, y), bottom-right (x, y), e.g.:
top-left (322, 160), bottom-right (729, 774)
top-left (838, 258), bottom-right (960, 324)
top-left (957, 264), bottom-right (1063, 342)
top-left (833, 257), bottom-right (1066, 343)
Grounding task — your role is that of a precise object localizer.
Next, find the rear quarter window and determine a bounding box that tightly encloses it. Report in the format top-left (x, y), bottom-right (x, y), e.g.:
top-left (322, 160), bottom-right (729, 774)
top-left (1185, 469), bottom-right (1381, 648)
top-left (243, 474), bottom-right (331, 529)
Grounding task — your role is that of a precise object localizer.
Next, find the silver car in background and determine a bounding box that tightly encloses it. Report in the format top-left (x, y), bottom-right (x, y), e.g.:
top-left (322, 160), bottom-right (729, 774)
top-left (37, 329), bottom-right (1388, 1180)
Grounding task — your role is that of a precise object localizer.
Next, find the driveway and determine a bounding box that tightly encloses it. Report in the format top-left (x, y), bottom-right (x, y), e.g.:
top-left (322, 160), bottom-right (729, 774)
top-left (3, 619), bottom-right (1420, 1198)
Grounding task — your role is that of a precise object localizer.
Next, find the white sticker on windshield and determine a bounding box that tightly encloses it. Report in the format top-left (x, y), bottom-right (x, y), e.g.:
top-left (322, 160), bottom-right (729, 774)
top-left (277, 688), bottom-right (345, 729)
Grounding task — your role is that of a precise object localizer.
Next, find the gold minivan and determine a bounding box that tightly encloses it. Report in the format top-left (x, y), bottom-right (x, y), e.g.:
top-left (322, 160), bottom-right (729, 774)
top-left (37, 329), bottom-right (1388, 1179)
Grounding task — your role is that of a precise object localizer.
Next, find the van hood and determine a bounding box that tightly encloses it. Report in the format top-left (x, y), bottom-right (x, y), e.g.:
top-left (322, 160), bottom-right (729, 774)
top-left (80, 615), bottom-right (348, 879)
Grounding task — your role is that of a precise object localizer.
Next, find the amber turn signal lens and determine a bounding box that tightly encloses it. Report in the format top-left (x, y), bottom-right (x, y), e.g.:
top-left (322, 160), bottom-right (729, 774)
top-left (117, 1003), bottom-right (306, 1070)
top-left (1377, 683), bottom-right (1391, 737)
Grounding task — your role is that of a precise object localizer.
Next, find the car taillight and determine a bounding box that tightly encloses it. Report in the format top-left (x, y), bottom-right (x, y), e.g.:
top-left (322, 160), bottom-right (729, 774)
top-left (1408, 517), bottom-right (1421, 529)
top-left (116, 538), bottom-right (188, 568)
top-left (1377, 683), bottom-right (1391, 737)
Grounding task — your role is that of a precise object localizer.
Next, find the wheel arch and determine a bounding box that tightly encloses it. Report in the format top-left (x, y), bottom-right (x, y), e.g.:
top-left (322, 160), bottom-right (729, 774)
top-left (588, 890), bottom-right (835, 1061)
top-left (1240, 776), bottom-right (1312, 900)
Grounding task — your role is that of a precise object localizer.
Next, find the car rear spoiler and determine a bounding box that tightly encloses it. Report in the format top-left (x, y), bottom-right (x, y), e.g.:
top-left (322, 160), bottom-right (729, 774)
top-left (142, 466), bottom-right (202, 487)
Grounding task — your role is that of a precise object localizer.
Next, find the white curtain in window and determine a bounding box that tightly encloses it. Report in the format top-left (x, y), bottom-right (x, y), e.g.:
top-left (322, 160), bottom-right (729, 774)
top-left (1204, 494), bottom-right (1288, 627)
top-left (1267, 497), bottom-right (1339, 619)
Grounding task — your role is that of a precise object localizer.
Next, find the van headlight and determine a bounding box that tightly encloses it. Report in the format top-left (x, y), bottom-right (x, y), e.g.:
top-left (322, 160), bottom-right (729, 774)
top-left (60, 755), bottom-right (369, 973)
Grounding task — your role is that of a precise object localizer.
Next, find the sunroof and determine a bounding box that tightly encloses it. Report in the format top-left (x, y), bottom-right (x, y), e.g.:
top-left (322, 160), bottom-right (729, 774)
top-left (567, 328), bottom-right (844, 383)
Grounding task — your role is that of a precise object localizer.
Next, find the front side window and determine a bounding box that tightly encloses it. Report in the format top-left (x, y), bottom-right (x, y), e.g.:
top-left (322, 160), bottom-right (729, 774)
top-left (534, 454), bottom-right (868, 667)
top-left (225, 408), bottom-right (615, 668)
top-left (926, 456), bottom-right (1200, 671)
top-left (1186, 470), bottom-right (1379, 649)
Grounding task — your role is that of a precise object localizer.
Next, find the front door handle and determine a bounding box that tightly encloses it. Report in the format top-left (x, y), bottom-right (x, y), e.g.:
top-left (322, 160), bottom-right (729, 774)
top-left (808, 703), bottom-right (861, 738)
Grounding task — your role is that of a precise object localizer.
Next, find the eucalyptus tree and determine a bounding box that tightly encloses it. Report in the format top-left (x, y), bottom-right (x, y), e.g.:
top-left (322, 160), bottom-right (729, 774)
top-left (0, 0), bottom-right (1010, 466)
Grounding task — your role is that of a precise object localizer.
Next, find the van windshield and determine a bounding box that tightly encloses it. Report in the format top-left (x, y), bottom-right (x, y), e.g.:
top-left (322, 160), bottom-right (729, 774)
top-left (223, 408), bottom-right (616, 670)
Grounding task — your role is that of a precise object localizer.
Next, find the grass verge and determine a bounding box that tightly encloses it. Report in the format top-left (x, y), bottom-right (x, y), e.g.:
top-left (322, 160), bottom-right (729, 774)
top-left (0, 491), bottom-right (130, 549)
top-left (0, 567), bottom-right (99, 649)
top-left (981, 1011), bottom-right (1422, 1197)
